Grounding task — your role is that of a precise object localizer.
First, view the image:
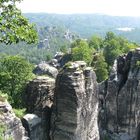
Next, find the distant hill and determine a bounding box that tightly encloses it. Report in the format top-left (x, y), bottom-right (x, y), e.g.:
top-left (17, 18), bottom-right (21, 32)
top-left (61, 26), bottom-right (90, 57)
top-left (1, 13), bottom-right (140, 64)
top-left (25, 13), bottom-right (140, 43)
top-left (37, 25), bottom-right (78, 53)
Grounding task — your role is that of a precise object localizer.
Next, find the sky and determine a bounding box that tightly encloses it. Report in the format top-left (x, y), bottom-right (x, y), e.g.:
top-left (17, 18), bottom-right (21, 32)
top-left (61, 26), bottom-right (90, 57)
top-left (17, 0), bottom-right (140, 17)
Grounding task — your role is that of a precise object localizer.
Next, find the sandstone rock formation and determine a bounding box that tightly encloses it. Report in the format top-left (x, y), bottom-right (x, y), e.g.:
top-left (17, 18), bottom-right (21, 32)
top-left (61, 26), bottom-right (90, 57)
top-left (23, 76), bottom-right (55, 140)
top-left (50, 61), bottom-right (100, 140)
top-left (22, 114), bottom-right (42, 140)
top-left (33, 62), bottom-right (58, 78)
top-left (99, 49), bottom-right (140, 140)
top-left (49, 52), bottom-right (71, 69)
top-left (24, 76), bottom-right (55, 113)
top-left (0, 99), bottom-right (28, 140)
top-left (4, 48), bottom-right (140, 140)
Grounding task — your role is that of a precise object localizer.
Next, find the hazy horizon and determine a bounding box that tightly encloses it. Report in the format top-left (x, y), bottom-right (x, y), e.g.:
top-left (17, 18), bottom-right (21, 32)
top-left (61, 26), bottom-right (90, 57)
top-left (23, 12), bottom-right (140, 18)
top-left (17, 0), bottom-right (140, 17)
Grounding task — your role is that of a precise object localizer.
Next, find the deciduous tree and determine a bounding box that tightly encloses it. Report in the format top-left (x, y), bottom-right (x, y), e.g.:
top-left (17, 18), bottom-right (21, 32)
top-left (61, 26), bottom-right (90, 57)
top-left (0, 55), bottom-right (34, 107)
top-left (0, 0), bottom-right (38, 44)
top-left (71, 39), bottom-right (93, 65)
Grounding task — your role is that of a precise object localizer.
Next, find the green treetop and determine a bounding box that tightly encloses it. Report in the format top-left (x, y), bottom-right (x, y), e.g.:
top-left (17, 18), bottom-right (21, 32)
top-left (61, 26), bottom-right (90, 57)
top-left (91, 53), bottom-right (108, 82)
top-left (71, 39), bottom-right (93, 65)
top-left (0, 0), bottom-right (38, 44)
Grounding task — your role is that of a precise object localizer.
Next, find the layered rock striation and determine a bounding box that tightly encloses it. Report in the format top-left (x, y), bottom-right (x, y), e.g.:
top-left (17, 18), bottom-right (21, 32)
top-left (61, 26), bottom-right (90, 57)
top-left (23, 76), bottom-right (55, 140)
top-left (50, 61), bottom-right (100, 140)
top-left (99, 48), bottom-right (140, 140)
top-left (24, 76), bottom-right (55, 113)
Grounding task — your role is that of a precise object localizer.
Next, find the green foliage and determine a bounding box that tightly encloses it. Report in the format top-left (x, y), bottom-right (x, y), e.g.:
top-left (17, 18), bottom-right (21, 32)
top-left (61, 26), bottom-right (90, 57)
top-left (45, 53), bottom-right (52, 61)
top-left (70, 33), bottom-right (138, 82)
top-left (103, 32), bottom-right (137, 69)
top-left (60, 45), bottom-right (68, 53)
top-left (105, 32), bottom-right (116, 41)
top-left (0, 123), bottom-right (13, 140)
top-left (89, 35), bottom-right (103, 50)
top-left (103, 38), bottom-right (122, 67)
top-left (71, 39), bottom-right (93, 65)
top-left (0, 91), bottom-right (8, 102)
top-left (64, 61), bottom-right (72, 68)
top-left (0, 55), bottom-right (34, 108)
top-left (13, 108), bottom-right (26, 118)
top-left (91, 53), bottom-right (108, 82)
top-left (0, 0), bottom-right (38, 44)
top-left (0, 43), bottom-right (53, 64)
top-left (136, 60), bottom-right (140, 67)
top-left (0, 123), bottom-right (6, 140)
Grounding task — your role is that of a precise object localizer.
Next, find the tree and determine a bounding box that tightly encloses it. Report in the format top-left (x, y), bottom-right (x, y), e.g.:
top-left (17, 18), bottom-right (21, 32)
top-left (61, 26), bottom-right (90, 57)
top-left (91, 53), bottom-right (108, 82)
top-left (0, 0), bottom-right (38, 44)
top-left (103, 32), bottom-right (138, 70)
top-left (105, 31), bottom-right (116, 41)
top-left (71, 39), bottom-right (93, 65)
top-left (103, 38), bottom-right (122, 67)
top-left (88, 35), bottom-right (103, 51)
top-left (0, 55), bottom-right (34, 107)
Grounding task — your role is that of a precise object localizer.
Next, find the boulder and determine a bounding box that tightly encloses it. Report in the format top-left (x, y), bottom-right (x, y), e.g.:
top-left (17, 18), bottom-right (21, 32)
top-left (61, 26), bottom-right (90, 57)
top-left (22, 114), bottom-right (42, 140)
top-left (33, 62), bottom-right (58, 78)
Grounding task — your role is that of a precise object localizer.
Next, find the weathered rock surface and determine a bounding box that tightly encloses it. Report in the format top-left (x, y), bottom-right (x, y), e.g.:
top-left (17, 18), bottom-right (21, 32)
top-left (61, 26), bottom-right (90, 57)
top-left (99, 49), bottom-right (140, 140)
top-left (0, 100), bottom-right (28, 140)
top-left (23, 76), bottom-right (55, 140)
top-left (24, 76), bottom-right (55, 113)
top-left (33, 62), bottom-right (58, 78)
top-left (22, 114), bottom-right (42, 140)
top-left (49, 52), bottom-right (71, 69)
top-left (50, 61), bottom-right (100, 140)
top-left (4, 49), bottom-right (140, 140)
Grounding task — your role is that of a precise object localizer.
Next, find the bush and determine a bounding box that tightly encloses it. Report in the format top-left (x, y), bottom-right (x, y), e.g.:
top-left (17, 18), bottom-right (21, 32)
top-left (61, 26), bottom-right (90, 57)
top-left (0, 91), bottom-right (8, 102)
top-left (13, 108), bottom-right (26, 118)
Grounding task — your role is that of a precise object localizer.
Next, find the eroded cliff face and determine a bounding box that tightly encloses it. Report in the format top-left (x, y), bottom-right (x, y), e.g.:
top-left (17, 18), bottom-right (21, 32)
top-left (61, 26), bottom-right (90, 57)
top-left (99, 48), bottom-right (140, 140)
top-left (23, 76), bottom-right (55, 140)
top-left (24, 76), bottom-right (55, 113)
top-left (0, 100), bottom-right (28, 140)
top-left (50, 61), bottom-right (100, 140)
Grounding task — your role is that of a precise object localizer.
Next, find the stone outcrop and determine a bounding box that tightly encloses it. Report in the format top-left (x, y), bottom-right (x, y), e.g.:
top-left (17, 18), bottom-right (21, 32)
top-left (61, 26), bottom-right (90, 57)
top-left (49, 52), bottom-right (71, 69)
top-left (22, 114), bottom-right (42, 140)
top-left (50, 61), bottom-right (100, 140)
top-left (24, 76), bottom-right (55, 113)
top-left (0, 99), bottom-right (28, 140)
top-left (99, 48), bottom-right (140, 140)
top-left (23, 76), bottom-right (55, 140)
top-left (33, 62), bottom-right (58, 78)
